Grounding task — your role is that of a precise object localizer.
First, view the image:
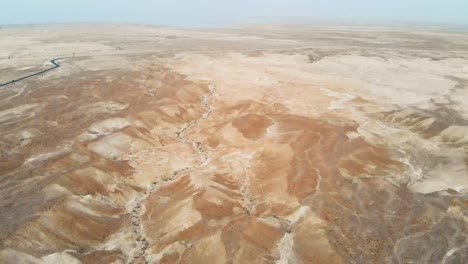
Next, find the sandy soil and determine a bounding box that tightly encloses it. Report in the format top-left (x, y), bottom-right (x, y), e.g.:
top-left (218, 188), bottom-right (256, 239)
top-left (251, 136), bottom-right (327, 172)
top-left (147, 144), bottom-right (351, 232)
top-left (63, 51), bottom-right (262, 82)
top-left (0, 23), bottom-right (467, 264)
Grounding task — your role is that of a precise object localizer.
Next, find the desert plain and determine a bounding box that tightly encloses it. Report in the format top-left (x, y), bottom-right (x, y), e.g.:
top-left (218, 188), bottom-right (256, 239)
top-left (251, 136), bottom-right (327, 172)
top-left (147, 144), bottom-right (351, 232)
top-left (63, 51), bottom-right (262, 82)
top-left (0, 23), bottom-right (468, 263)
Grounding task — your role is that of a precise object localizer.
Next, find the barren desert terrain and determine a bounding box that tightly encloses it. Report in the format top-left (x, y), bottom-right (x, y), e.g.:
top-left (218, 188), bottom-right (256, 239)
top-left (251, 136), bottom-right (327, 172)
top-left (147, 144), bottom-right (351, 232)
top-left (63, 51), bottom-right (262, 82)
top-left (0, 23), bottom-right (467, 263)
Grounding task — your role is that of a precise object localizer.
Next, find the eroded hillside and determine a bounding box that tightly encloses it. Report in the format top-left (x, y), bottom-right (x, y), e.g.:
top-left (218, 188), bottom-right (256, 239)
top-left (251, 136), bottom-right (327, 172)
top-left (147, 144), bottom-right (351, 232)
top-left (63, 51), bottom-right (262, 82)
top-left (1, 24), bottom-right (467, 263)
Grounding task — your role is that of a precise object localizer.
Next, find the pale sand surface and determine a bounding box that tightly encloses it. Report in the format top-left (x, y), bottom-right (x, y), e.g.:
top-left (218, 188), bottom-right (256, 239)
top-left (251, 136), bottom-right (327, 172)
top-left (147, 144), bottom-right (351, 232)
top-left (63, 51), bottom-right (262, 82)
top-left (0, 23), bottom-right (467, 263)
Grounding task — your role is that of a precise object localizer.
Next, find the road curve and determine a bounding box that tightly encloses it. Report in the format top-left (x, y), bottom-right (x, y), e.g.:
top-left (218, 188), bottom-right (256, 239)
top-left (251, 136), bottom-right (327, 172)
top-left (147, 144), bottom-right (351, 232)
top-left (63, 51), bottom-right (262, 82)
top-left (0, 58), bottom-right (64, 88)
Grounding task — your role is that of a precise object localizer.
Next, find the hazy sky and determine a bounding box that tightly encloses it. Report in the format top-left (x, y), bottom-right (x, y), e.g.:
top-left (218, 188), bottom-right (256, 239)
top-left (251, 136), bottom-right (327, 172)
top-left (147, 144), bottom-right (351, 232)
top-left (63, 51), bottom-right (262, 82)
top-left (2, 0), bottom-right (468, 26)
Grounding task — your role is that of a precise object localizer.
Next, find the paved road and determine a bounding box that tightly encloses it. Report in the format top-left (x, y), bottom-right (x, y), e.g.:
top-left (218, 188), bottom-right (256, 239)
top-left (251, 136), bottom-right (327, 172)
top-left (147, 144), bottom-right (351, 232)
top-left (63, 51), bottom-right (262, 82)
top-left (0, 58), bottom-right (64, 88)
